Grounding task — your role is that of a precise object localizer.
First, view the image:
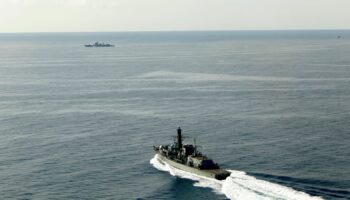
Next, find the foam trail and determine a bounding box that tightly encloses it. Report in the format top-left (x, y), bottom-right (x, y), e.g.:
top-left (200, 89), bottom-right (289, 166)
top-left (223, 170), bottom-right (323, 200)
top-left (150, 155), bottom-right (324, 200)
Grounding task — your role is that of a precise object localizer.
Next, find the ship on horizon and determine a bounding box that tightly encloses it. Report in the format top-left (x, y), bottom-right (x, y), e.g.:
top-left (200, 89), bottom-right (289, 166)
top-left (84, 42), bottom-right (114, 47)
top-left (153, 127), bottom-right (231, 180)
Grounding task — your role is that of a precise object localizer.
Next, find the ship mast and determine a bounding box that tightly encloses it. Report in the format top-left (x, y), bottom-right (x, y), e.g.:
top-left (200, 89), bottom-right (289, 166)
top-left (177, 127), bottom-right (183, 150)
top-left (193, 137), bottom-right (197, 156)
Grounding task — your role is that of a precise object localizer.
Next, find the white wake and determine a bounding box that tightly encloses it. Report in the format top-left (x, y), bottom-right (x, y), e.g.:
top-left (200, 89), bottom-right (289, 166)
top-left (150, 155), bottom-right (323, 200)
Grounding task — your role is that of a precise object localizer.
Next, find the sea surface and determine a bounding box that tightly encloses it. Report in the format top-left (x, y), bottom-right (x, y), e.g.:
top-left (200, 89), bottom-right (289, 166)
top-left (0, 30), bottom-right (350, 200)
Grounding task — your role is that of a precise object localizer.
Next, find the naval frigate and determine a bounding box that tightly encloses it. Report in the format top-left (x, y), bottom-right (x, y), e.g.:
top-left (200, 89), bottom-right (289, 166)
top-left (84, 42), bottom-right (114, 47)
top-left (153, 127), bottom-right (231, 180)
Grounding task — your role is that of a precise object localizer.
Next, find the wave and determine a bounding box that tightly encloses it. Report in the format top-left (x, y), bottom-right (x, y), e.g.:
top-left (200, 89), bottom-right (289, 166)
top-left (136, 71), bottom-right (350, 83)
top-left (137, 71), bottom-right (294, 82)
top-left (150, 155), bottom-right (324, 200)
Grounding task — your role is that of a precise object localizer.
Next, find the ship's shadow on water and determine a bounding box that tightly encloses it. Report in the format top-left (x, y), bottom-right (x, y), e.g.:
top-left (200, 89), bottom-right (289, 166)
top-left (170, 178), bottom-right (226, 200)
top-left (143, 172), bottom-right (227, 200)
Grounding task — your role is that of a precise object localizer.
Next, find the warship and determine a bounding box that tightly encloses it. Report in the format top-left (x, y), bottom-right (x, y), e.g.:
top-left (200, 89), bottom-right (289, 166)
top-left (153, 127), bottom-right (231, 180)
top-left (84, 42), bottom-right (114, 47)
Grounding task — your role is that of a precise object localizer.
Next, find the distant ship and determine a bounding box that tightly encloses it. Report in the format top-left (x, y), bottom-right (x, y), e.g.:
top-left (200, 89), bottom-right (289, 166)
top-left (84, 42), bottom-right (114, 47)
top-left (153, 127), bottom-right (231, 180)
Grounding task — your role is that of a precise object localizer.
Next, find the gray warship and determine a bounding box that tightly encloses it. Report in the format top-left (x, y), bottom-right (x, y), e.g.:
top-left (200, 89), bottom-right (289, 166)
top-left (84, 42), bottom-right (114, 47)
top-left (153, 127), bottom-right (231, 180)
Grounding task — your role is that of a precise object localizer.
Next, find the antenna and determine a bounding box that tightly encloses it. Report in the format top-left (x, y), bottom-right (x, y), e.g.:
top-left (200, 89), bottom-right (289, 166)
top-left (193, 137), bottom-right (197, 156)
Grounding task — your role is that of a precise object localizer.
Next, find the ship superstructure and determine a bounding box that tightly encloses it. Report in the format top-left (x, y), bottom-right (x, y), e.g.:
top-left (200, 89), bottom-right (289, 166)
top-left (153, 127), bottom-right (230, 180)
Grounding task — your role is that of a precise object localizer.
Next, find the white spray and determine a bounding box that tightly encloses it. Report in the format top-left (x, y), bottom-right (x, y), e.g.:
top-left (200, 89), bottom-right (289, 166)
top-left (150, 155), bottom-right (324, 200)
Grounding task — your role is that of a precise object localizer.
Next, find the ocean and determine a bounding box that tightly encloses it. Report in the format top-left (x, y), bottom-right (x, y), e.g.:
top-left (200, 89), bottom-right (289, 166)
top-left (0, 30), bottom-right (349, 200)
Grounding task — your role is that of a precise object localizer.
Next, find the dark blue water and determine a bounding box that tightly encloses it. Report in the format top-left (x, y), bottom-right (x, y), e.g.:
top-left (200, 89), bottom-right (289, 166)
top-left (0, 31), bottom-right (349, 200)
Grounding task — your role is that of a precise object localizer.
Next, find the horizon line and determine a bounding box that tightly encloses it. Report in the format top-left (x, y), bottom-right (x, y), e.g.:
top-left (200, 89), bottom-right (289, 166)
top-left (0, 28), bottom-right (349, 34)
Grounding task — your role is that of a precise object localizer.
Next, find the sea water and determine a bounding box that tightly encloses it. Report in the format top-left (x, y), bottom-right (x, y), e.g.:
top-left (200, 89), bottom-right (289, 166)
top-left (0, 31), bottom-right (350, 199)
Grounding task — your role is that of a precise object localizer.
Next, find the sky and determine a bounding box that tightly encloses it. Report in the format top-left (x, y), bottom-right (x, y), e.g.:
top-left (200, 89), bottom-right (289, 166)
top-left (1, 0), bottom-right (350, 33)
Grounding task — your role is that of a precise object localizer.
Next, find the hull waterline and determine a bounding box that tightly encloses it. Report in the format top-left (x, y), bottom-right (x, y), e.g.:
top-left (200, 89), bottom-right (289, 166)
top-left (155, 152), bottom-right (230, 180)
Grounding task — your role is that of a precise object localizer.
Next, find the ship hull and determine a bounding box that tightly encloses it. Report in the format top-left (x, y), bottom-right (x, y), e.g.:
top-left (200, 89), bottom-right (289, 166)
top-left (155, 152), bottom-right (230, 180)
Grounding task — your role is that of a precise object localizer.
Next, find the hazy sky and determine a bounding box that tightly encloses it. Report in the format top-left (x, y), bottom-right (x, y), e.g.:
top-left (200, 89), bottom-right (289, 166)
top-left (1, 0), bottom-right (350, 32)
